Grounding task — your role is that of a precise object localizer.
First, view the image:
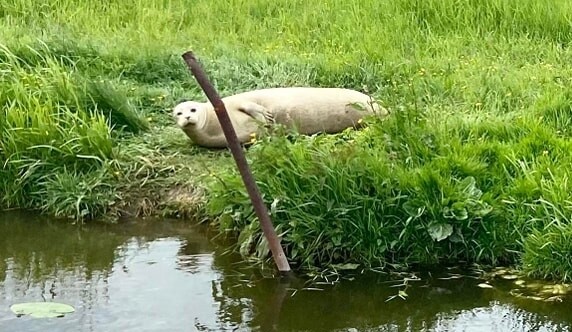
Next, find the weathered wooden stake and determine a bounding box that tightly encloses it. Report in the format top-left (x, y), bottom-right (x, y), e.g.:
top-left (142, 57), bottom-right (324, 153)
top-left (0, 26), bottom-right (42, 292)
top-left (181, 51), bottom-right (291, 274)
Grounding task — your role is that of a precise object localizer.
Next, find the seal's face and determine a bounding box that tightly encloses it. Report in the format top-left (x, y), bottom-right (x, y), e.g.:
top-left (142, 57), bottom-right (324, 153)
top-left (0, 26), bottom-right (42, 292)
top-left (172, 101), bottom-right (204, 128)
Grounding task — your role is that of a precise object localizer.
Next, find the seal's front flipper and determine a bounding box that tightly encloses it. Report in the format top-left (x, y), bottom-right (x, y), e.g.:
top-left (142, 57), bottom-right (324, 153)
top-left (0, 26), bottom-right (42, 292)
top-left (238, 102), bottom-right (274, 126)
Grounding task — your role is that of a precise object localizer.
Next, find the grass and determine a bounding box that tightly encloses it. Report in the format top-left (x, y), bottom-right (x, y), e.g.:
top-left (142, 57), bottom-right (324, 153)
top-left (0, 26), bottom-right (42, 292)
top-left (522, 202), bottom-right (572, 281)
top-left (3, 0), bottom-right (572, 280)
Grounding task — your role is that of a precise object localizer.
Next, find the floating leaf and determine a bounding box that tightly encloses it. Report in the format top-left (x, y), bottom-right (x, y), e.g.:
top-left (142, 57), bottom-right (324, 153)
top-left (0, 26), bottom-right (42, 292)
top-left (427, 223), bottom-right (453, 242)
top-left (526, 283), bottom-right (543, 289)
top-left (477, 283), bottom-right (494, 289)
top-left (551, 284), bottom-right (570, 295)
top-left (438, 274), bottom-right (463, 280)
top-left (514, 280), bottom-right (526, 286)
top-left (545, 296), bottom-right (564, 302)
top-left (500, 274), bottom-right (518, 280)
top-left (10, 302), bottom-right (75, 318)
top-left (527, 296), bottom-right (545, 301)
top-left (538, 284), bottom-right (570, 295)
top-left (332, 263), bottom-right (360, 270)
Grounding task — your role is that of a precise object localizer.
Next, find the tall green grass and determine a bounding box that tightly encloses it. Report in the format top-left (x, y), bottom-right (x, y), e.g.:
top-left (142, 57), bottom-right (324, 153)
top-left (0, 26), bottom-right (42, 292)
top-left (206, 99), bottom-right (572, 274)
top-left (522, 216), bottom-right (572, 281)
top-left (3, 0), bottom-right (572, 278)
top-left (0, 44), bottom-right (148, 219)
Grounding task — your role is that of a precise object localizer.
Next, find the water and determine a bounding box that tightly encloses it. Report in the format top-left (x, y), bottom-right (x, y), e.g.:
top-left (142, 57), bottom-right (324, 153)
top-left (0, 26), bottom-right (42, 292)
top-left (1, 211), bottom-right (572, 332)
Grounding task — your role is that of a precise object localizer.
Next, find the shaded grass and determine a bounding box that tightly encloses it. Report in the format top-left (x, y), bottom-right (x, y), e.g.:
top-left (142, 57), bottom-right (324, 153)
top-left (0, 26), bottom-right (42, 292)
top-left (3, 0), bottom-right (572, 279)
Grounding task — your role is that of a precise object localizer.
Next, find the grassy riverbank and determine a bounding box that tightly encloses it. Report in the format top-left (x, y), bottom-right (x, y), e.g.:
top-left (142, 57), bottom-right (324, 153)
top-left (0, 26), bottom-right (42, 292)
top-left (3, 0), bottom-right (572, 281)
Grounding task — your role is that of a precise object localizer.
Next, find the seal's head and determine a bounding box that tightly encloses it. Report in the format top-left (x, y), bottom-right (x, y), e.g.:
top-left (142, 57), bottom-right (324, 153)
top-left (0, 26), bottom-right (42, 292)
top-left (172, 101), bottom-right (207, 128)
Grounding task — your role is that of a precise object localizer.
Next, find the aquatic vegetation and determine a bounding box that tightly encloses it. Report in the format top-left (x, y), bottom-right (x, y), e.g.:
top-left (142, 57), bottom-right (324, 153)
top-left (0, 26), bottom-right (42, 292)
top-left (477, 266), bottom-right (572, 303)
top-left (10, 302), bottom-right (75, 319)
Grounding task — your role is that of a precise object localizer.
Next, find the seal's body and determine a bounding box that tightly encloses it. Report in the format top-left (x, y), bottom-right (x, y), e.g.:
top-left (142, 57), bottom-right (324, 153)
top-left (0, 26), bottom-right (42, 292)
top-left (172, 87), bottom-right (387, 148)
top-left (231, 87), bottom-right (385, 134)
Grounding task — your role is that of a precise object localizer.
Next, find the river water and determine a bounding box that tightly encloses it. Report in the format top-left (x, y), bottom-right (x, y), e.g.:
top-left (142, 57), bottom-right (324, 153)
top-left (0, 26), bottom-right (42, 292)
top-left (1, 211), bottom-right (571, 332)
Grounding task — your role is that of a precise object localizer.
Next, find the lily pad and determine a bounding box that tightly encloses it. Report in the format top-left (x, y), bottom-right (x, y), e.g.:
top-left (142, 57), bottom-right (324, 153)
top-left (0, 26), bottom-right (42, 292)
top-left (10, 302), bottom-right (75, 318)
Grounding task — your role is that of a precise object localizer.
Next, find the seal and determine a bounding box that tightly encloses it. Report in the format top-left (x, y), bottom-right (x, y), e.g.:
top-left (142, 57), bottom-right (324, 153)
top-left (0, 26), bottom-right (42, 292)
top-left (235, 87), bottom-right (387, 134)
top-left (173, 87), bottom-right (387, 148)
top-left (172, 100), bottom-right (273, 148)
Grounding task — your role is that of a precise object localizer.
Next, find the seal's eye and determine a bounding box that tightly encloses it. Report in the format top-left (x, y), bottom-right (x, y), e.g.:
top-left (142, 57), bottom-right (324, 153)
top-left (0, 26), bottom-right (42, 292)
top-left (190, 108), bottom-right (197, 113)
top-left (176, 112), bottom-right (182, 116)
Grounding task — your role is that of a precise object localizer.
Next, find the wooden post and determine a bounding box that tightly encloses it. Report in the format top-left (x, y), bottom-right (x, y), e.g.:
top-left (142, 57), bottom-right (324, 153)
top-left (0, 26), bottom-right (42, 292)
top-left (181, 51), bottom-right (291, 274)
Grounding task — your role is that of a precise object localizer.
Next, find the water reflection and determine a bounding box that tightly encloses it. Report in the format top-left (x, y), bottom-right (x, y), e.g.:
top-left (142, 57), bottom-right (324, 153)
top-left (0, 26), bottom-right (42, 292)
top-left (0, 211), bottom-right (571, 332)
